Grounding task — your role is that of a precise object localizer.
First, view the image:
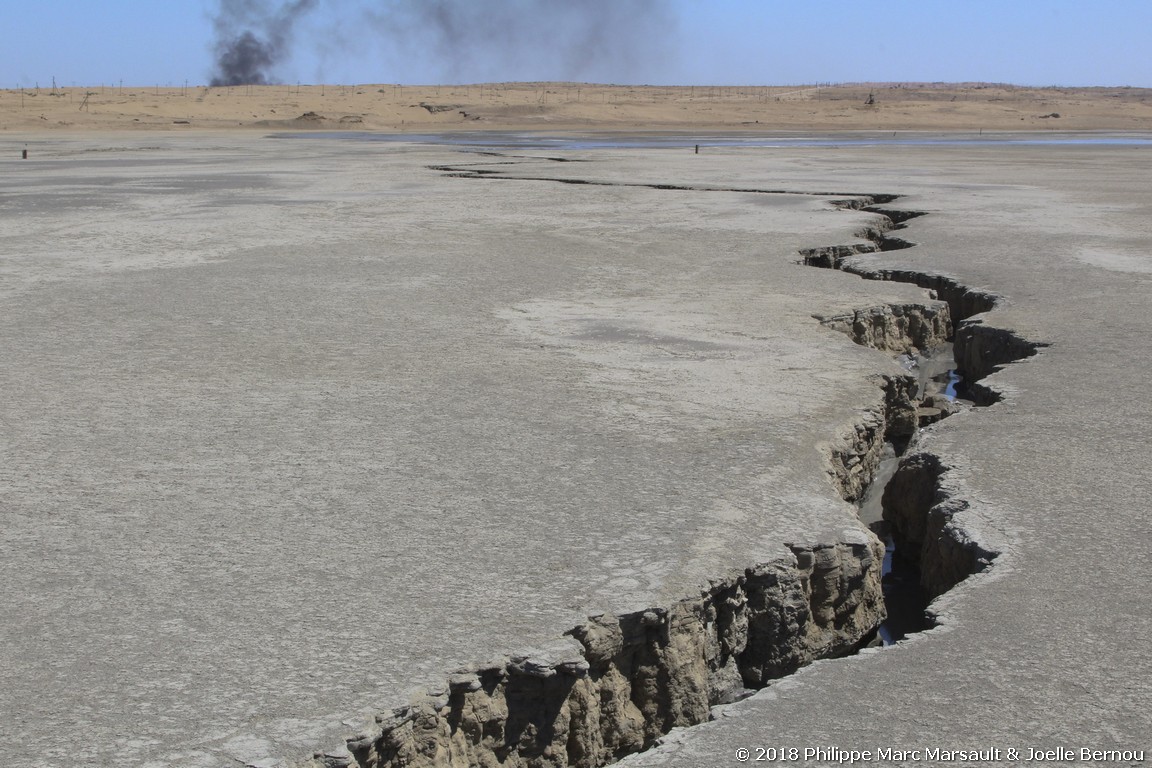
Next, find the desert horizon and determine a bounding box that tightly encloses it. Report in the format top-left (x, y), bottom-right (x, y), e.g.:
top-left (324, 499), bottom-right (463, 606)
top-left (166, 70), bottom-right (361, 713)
top-left (4, 81), bottom-right (1151, 134)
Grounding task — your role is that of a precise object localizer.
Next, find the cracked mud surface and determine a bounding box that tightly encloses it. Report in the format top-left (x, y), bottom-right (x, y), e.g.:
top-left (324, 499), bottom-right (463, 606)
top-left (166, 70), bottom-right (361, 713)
top-left (1, 137), bottom-right (942, 768)
top-left (3, 136), bottom-right (1150, 766)
top-left (333, 179), bottom-right (1046, 768)
top-left (616, 144), bottom-right (1152, 766)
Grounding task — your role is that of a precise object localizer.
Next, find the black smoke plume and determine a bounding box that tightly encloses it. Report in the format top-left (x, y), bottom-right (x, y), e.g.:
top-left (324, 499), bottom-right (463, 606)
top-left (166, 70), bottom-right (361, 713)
top-left (368, 0), bottom-right (675, 82)
top-left (210, 0), bottom-right (318, 86)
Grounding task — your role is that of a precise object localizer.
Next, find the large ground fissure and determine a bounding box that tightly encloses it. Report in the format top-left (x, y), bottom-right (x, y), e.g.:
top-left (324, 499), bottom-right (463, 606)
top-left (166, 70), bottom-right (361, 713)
top-left (310, 161), bottom-right (1044, 768)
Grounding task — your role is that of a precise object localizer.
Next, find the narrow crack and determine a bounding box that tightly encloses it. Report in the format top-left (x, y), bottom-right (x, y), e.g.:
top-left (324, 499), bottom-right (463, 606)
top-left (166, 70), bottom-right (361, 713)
top-left (313, 165), bottom-right (1046, 768)
top-left (428, 161), bottom-right (884, 198)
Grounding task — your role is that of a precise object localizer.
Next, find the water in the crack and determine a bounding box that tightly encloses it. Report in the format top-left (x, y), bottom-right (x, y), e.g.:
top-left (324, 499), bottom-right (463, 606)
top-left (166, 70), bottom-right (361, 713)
top-left (857, 443), bottom-right (897, 528)
top-left (909, 343), bottom-right (960, 401)
top-left (907, 344), bottom-right (972, 422)
top-left (858, 346), bottom-right (968, 646)
top-left (940, 368), bottom-right (962, 400)
top-left (875, 529), bottom-right (932, 645)
top-left (859, 449), bottom-right (932, 646)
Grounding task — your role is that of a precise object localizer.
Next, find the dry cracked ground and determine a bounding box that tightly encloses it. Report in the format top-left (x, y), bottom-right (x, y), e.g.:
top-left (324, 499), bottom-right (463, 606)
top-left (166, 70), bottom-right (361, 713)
top-left (1, 133), bottom-right (1149, 767)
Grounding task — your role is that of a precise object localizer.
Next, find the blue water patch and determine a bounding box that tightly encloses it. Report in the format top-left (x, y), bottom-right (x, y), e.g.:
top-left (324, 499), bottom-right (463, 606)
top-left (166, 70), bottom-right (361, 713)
top-left (943, 369), bottom-right (962, 400)
top-left (269, 130), bottom-right (1152, 150)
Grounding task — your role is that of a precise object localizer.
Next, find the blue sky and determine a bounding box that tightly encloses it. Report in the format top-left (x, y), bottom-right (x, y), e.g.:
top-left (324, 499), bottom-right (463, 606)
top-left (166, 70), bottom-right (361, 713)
top-left (2, 0), bottom-right (1150, 88)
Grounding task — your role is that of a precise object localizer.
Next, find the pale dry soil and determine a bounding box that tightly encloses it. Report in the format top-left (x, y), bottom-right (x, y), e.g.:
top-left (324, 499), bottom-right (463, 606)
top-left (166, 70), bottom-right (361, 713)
top-left (619, 145), bottom-right (1152, 766)
top-left (2, 132), bottom-right (1149, 767)
top-left (3, 134), bottom-right (928, 767)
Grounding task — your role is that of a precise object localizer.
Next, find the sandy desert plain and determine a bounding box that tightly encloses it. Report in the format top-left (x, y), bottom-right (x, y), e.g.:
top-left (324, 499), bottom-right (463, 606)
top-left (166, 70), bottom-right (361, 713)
top-left (2, 83), bottom-right (1151, 768)
top-left (2, 81), bottom-right (1152, 133)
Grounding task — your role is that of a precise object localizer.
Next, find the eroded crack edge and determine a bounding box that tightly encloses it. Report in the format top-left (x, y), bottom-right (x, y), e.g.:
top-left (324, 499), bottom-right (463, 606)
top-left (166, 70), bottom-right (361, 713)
top-left (306, 166), bottom-right (1044, 768)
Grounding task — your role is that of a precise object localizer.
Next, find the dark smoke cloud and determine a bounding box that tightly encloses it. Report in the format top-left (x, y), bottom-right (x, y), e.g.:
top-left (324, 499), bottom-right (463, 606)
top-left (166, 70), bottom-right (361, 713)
top-left (211, 0), bottom-right (676, 85)
top-left (367, 0), bottom-right (676, 82)
top-left (211, 0), bottom-right (318, 86)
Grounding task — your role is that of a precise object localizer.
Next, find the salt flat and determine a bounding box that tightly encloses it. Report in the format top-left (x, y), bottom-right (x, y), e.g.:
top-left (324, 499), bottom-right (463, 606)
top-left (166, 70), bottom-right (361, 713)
top-left (2, 135), bottom-right (930, 767)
